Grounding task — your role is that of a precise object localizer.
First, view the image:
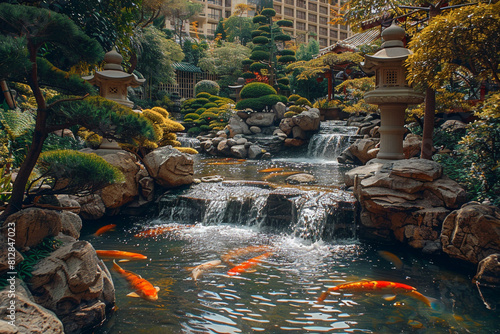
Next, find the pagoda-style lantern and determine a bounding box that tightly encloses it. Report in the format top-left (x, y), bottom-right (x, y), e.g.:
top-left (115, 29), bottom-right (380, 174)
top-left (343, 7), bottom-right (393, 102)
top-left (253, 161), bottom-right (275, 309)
top-left (83, 47), bottom-right (145, 109)
top-left (362, 23), bottom-right (424, 160)
top-left (83, 47), bottom-right (145, 150)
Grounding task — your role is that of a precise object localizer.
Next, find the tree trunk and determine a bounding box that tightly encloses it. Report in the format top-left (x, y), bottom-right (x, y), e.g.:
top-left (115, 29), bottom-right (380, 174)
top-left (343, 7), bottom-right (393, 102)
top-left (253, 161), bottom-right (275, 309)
top-left (420, 86), bottom-right (435, 160)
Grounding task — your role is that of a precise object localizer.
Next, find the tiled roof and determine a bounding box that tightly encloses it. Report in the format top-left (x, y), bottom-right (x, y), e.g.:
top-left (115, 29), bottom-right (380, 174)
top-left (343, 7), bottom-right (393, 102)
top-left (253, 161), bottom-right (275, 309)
top-left (318, 29), bottom-right (381, 56)
top-left (172, 62), bottom-right (202, 73)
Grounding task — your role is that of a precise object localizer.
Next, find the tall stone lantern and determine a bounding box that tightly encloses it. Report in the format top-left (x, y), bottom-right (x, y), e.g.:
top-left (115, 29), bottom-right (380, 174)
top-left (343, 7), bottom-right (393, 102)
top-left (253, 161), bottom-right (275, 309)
top-left (83, 47), bottom-right (145, 149)
top-left (362, 23), bottom-right (424, 160)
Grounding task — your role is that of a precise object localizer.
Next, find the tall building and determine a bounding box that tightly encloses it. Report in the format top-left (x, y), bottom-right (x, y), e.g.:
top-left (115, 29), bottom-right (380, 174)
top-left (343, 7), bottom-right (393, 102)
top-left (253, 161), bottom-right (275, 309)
top-left (166, 0), bottom-right (350, 49)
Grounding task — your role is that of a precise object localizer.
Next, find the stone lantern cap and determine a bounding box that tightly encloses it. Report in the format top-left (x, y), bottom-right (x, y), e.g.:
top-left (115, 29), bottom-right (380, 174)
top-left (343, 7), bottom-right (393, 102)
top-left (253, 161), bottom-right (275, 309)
top-left (362, 22), bottom-right (412, 73)
top-left (82, 47), bottom-right (145, 88)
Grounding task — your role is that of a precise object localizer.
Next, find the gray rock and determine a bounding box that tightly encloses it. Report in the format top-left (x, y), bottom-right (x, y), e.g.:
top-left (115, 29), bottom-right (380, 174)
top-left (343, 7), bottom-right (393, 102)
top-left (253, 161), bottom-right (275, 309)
top-left (143, 146), bottom-right (194, 188)
top-left (273, 102), bottom-right (286, 119)
top-left (248, 145), bottom-right (264, 159)
top-left (286, 173), bottom-right (317, 185)
top-left (292, 126), bottom-right (306, 140)
top-left (228, 115), bottom-right (251, 136)
top-left (390, 159), bottom-right (443, 182)
top-left (249, 126), bottom-right (262, 134)
top-left (230, 144), bottom-right (247, 159)
top-left (279, 118), bottom-right (295, 136)
top-left (236, 138), bottom-right (248, 145)
top-left (474, 254), bottom-right (500, 287)
top-left (246, 112), bottom-right (275, 126)
top-left (60, 211), bottom-right (82, 239)
top-left (292, 109), bottom-right (320, 131)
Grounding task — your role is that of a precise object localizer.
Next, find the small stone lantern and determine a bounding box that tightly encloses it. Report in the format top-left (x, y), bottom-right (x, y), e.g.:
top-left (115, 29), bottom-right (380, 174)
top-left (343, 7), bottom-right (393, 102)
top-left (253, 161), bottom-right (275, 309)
top-left (83, 47), bottom-right (145, 150)
top-left (362, 23), bottom-right (424, 160)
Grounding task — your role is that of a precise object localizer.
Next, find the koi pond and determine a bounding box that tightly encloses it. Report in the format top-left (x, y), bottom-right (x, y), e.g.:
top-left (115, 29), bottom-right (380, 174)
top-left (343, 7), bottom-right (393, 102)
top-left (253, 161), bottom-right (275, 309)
top-left (82, 123), bottom-right (499, 333)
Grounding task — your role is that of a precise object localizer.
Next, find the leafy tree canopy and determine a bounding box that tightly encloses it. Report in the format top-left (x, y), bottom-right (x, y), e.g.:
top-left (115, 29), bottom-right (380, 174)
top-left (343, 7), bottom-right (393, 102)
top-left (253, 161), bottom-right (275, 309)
top-left (198, 42), bottom-right (251, 76)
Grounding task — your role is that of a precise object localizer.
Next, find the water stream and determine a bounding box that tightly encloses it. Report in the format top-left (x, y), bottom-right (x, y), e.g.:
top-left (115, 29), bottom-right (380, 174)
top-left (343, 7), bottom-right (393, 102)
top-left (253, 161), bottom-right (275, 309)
top-left (82, 122), bottom-right (499, 334)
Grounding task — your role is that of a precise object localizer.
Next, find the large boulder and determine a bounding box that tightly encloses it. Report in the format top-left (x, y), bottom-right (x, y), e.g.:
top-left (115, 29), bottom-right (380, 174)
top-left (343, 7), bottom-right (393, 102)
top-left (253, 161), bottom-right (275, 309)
top-left (28, 235), bottom-right (115, 334)
top-left (273, 102), bottom-right (286, 119)
top-left (403, 133), bottom-right (422, 159)
top-left (292, 109), bottom-right (320, 131)
top-left (100, 151), bottom-right (140, 209)
top-left (441, 202), bottom-right (500, 264)
top-left (74, 194), bottom-right (106, 220)
top-left (227, 115), bottom-right (251, 136)
top-left (348, 138), bottom-right (379, 164)
top-left (143, 146), bottom-right (194, 188)
top-left (474, 254), bottom-right (500, 288)
top-left (246, 112), bottom-right (275, 127)
top-left (1, 208), bottom-right (62, 249)
top-left (0, 280), bottom-right (64, 333)
top-left (279, 118), bottom-right (295, 136)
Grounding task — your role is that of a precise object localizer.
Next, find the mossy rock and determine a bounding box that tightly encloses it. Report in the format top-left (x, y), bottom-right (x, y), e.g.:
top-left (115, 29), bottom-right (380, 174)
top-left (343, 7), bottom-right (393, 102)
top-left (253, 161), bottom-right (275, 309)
top-left (289, 105), bottom-right (303, 113)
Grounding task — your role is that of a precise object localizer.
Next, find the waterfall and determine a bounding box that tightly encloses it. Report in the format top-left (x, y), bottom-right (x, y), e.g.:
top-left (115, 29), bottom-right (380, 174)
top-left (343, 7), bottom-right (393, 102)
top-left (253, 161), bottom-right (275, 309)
top-left (307, 120), bottom-right (359, 160)
top-left (159, 183), bottom-right (357, 241)
top-left (176, 133), bottom-right (201, 149)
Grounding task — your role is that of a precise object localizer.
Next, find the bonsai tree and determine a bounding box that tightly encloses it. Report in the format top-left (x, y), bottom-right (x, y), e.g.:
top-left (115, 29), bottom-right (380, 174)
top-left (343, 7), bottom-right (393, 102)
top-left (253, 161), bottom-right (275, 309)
top-left (242, 7), bottom-right (295, 90)
top-left (0, 4), bottom-right (155, 219)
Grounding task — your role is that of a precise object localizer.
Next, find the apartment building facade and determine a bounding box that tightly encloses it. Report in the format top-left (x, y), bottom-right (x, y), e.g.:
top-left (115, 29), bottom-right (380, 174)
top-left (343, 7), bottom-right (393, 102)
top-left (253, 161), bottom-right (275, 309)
top-left (167, 0), bottom-right (350, 49)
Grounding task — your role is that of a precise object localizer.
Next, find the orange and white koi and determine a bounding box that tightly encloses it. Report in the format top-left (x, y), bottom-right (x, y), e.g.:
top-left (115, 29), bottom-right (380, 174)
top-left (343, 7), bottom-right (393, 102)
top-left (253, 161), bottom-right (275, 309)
top-left (227, 252), bottom-right (272, 276)
top-left (258, 167), bottom-right (284, 173)
top-left (317, 280), bottom-right (432, 307)
top-left (134, 224), bottom-right (194, 238)
top-left (221, 245), bottom-right (272, 267)
top-left (96, 250), bottom-right (147, 260)
top-left (187, 259), bottom-right (222, 281)
top-left (112, 260), bottom-right (159, 301)
top-left (94, 224), bottom-right (116, 236)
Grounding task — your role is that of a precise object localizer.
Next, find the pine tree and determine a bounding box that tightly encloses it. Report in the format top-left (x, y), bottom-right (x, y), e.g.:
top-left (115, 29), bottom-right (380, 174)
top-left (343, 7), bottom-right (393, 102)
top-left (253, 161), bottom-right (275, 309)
top-left (0, 4), bottom-right (155, 219)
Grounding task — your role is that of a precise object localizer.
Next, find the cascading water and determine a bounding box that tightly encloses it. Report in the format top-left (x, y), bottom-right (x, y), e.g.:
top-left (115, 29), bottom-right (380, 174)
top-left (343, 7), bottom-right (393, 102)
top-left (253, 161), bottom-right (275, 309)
top-left (307, 120), bottom-right (360, 160)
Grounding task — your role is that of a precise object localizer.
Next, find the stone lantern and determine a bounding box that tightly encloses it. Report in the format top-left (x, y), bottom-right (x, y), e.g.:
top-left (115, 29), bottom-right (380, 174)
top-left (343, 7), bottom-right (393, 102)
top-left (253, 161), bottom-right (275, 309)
top-left (83, 47), bottom-right (145, 149)
top-left (362, 23), bottom-right (424, 160)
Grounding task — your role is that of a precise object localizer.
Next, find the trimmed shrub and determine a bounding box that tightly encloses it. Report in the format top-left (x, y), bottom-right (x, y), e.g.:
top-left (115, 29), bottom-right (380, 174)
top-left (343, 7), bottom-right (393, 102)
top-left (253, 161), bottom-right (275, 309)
top-left (249, 62), bottom-right (268, 72)
top-left (279, 95), bottom-right (288, 103)
top-left (288, 94), bottom-right (301, 102)
top-left (279, 49), bottom-right (296, 56)
top-left (242, 72), bottom-right (257, 79)
top-left (236, 97), bottom-right (268, 111)
top-left (187, 127), bottom-right (201, 135)
top-left (257, 26), bottom-right (271, 33)
top-left (175, 147), bottom-right (198, 154)
top-left (196, 92), bottom-right (211, 99)
top-left (250, 51), bottom-right (270, 61)
top-left (194, 97), bottom-right (210, 105)
top-left (274, 34), bottom-right (292, 42)
top-left (203, 102), bottom-right (218, 108)
top-left (194, 80), bottom-right (220, 96)
top-left (277, 77), bottom-right (290, 85)
top-left (209, 96), bottom-right (220, 102)
top-left (251, 30), bottom-right (263, 38)
top-left (253, 15), bottom-right (268, 24)
top-left (200, 125), bottom-right (212, 131)
top-left (276, 19), bottom-right (293, 27)
top-left (195, 108), bottom-right (206, 115)
top-left (284, 111), bottom-right (298, 118)
top-left (184, 113), bottom-right (200, 120)
top-left (278, 83), bottom-right (290, 91)
top-left (252, 45), bottom-right (268, 52)
top-left (261, 8), bottom-right (276, 17)
top-left (289, 105), bottom-right (303, 113)
top-left (278, 55), bottom-right (296, 63)
top-left (242, 58), bottom-right (254, 65)
top-left (199, 111), bottom-right (218, 121)
top-left (240, 82), bottom-right (277, 99)
top-left (296, 97), bottom-right (312, 107)
top-left (252, 36), bottom-right (269, 45)
top-left (259, 94), bottom-right (283, 106)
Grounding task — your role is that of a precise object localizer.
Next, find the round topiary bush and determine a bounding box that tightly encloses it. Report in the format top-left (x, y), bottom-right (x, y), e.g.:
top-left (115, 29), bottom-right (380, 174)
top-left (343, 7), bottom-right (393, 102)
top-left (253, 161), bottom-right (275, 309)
top-left (296, 97), bottom-right (312, 107)
top-left (249, 62), bottom-right (268, 72)
top-left (195, 97), bottom-right (210, 105)
top-left (289, 105), bottom-right (303, 113)
top-left (257, 26), bottom-right (271, 32)
top-left (253, 15), bottom-right (268, 24)
top-left (208, 96), bottom-right (220, 102)
top-left (277, 77), bottom-right (290, 85)
top-left (242, 72), bottom-right (256, 79)
top-left (242, 58), bottom-right (254, 65)
top-left (195, 108), bottom-right (206, 115)
top-left (240, 82), bottom-right (277, 99)
top-left (274, 34), bottom-right (292, 42)
top-left (276, 19), bottom-right (293, 27)
top-left (203, 102), bottom-right (218, 108)
top-left (252, 45), bottom-right (268, 52)
top-left (196, 92), bottom-right (211, 99)
top-left (278, 55), bottom-right (296, 63)
top-left (288, 94), bottom-right (301, 102)
top-left (261, 8), bottom-right (276, 17)
top-left (194, 80), bottom-right (220, 96)
top-left (184, 113), bottom-right (200, 120)
top-left (250, 50), bottom-right (270, 61)
top-left (284, 111), bottom-right (298, 118)
top-left (236, 97), bottom-right (268, 112)
top-left (252, 36), bottom-right (269, 45)
top-left (279, 49), bottom-right (296, 56)
top-left (251, 30), bottom-right (263, 38)
top-left (187, 127), bottom-right (201, 135)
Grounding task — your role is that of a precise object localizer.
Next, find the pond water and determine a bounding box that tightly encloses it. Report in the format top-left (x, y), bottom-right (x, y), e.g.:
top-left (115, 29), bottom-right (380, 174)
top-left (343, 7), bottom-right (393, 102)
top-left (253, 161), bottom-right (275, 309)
top-left (82, 123), bottom-right (499, 333)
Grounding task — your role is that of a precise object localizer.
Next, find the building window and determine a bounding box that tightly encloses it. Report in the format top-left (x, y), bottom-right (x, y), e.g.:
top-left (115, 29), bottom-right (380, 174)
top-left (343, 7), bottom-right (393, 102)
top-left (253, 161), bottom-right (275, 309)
top-left (340, 32), bottom-right (347, 39)
top-left (207, 0), bottom-right (222, 5)
top-left (340, 24), bottom-right (348, 30)
top-left (209, 8), bottom-right (222, 20)
top-left (284, 7), bottom-right (293, 16)
top-left (297, 10), bottom-right (306, 19)
top-left (319, 6), bottom-right (328, 14)
top-left (225, 0), bottom-right (231, 6)
top-left (308, 13), bottom-right (317, 22)
top-left (296, 22), bottom-right (306, 30)
top-left (225, 10), bottom-right (231, 18)
top-left (297, 0), bottom-right (306, 8)
top-left (319, 37), bottom-right (328, 47)
top-left (319, 27), bottom-right (327, 36)
top-left (284, 0), bottom-right (294, 5)
top-left (308, 3), bottom-right (317, 10)
top-left (330, 30), bottom-right (338, 38)
top-left (274, 5), bottom-right (281, 14)
top-left (308, 25), bottom-right (317, 33)
top-left (319, 16), bottom-right (328, 25)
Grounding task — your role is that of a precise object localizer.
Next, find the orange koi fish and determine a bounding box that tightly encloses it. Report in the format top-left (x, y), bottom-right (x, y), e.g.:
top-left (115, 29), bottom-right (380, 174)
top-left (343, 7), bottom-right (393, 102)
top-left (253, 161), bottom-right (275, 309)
top-left (227, 252), bottom-right (272, 276)
top-left (221, 245), bottom-right (272, 267)
top-left (96, 250), bottom-right (147, 260)
top-left (186, 259), bottom-right (222, 281)
top-left (261, 171), bottom-right (301, 181)
top-left (94, 224), bottom-right (116, 236)
top-left (112, 260), bottom-right (159, 301)
top-left (378, 251), bottom-right (403, 270)
top-left (317, 280), bottom-right (432, 307)
top-left (134, 224), bottom-right (194, 238)
top-left (258, 167), bottom-right (284, 173)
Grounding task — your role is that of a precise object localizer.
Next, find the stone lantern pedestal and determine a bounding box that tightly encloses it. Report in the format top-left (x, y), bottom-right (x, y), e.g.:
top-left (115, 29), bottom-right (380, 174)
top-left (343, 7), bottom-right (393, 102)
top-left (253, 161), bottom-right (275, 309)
top-left (362, 23), bottom-right (424, 161)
